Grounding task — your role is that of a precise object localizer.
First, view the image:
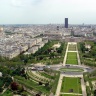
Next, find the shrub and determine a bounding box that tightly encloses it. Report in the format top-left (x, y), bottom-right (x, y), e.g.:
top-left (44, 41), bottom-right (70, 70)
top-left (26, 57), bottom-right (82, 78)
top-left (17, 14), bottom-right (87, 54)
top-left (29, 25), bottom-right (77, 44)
top-left (11, 82), bottom-right (18, 90)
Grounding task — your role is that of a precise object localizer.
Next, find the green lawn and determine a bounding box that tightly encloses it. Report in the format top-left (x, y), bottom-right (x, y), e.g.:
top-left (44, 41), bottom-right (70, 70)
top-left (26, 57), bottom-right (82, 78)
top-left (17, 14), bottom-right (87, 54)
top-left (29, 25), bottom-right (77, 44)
top-left (30, 42), bottom-right (67, 65)
top-left (67, 52), bottom-right (77, 59)
top-left (61, 77), bottom-right (82, 94)
top-left (14, 76), bottom-right (50, 94)
top-left (68, 44), bottom-right (77, 51)
top-left (38, 72), bottom-right (55, 79)
top-left (66, 52), bottom-right (78, 65)
top-left (60, 68), bottom-right (84, 72)
top-left (0, 89), bottom-right (13, 96)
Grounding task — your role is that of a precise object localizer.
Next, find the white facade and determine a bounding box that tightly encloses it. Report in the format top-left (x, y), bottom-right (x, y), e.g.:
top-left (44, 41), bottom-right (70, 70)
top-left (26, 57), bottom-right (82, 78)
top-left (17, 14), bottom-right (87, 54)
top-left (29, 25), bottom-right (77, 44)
top-left (28, 46), bottom-right (38, 54)
top-left (0, 72), bottom-right (2, 77)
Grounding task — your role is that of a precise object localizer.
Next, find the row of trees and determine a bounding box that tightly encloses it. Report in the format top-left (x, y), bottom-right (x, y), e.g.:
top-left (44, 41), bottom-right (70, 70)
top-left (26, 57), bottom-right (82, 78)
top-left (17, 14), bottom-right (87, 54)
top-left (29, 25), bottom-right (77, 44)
top-left (0, 76), bottom-right (12, 92)
top-left (79, 41), bottom-right (96, 66)
top-left (79, 42), bottom-right (87, 53)
top-left (83, 71), bottom-right (96, 96)
top-left (0, 40), bottom-right (63, 95)
top-left (79, 41), bottom-right (96, 58)
top-left (0, 41), bottom-right (65, 67)
top-left (10, 41), bottom-right (65, 65)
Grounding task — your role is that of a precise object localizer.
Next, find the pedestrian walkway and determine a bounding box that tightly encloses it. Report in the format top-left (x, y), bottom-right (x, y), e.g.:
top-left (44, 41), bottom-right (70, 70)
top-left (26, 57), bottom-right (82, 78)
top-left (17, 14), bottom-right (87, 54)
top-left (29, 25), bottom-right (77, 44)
top-left (55, 74), bottom-right (63, 96)
top-left (63, 42), bottom-right (69, 66)
top-left (61, 92), bottom-right (82, 95)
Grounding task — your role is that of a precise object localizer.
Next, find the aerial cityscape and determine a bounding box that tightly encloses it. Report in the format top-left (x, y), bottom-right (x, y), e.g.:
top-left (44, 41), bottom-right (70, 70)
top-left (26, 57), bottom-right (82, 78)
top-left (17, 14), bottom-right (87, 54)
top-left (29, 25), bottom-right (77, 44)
top-left (1, 0), bottom-right (96, 96)
top-left (0, 18), bottom-right (96, 96)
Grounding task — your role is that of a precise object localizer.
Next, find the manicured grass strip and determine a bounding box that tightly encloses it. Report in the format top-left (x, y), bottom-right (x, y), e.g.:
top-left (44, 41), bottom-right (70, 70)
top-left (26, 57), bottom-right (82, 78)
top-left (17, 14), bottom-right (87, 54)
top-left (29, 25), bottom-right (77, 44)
top-left (61, 77), bottom-right (82, 94)
top-left (68, 44), bottom-right (77, 51)
top-left (14, 76), bottom-right (49, 94)
top-left (0, 89), bottom-right (13, 96)
top-left (66, 59), bottom-right (78, 65)
top-left (66, 52), bottom-right (78, 65)
top-left (60, 68), bottom-right (84, 72)
top-left (38, 72), bottom-right (55, 79)
top-left (26, 70), bottom-right (50, 83)
top-left (67, 52), bottom-right (77, 59)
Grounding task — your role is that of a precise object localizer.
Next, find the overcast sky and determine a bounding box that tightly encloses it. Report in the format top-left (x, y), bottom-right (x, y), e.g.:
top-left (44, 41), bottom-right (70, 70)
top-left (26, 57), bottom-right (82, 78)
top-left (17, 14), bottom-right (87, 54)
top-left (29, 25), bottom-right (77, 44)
top-left (0, 0), bottom-right (96, 24)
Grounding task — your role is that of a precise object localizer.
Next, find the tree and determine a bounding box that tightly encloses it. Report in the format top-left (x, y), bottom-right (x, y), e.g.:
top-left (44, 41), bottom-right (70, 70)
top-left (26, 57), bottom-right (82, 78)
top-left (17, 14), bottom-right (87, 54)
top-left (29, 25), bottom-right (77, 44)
top-left (90, 46), bottom-right (96, 57)
top-left (11, 82), bottom-right (18, 90)
top-left (45, 82), bottom-right (49, 87)
top-left (0, 87), bottom-right (3, 92)
top-left (36, 94), bottom-right (41, 96)
top-left (94, 90), bottom-right (96, 96)
top-left (24, 59), bottom-right (28, 65)
top-left (4, 76), bottom-right (12, 83)
top-left (20, 68), bottom-right (25, 75)
top-left (0, 80), bottom-right (4, 88)
top-left (57, 49), bottom-right (62, 53)
top-left (21, 91), bottom-right (27, 96)
top-left (17, 84), bottom-right (24, 92)
top-left (39, 82), bottom-right (43, 85)
top-left (50, 53), bottom-right (55, 58)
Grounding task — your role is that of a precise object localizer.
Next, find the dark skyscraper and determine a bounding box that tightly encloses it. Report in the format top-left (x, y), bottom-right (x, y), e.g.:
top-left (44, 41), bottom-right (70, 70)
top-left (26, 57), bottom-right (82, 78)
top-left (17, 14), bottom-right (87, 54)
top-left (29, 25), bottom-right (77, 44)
top-left (65, 18), bottom-right (68, 28)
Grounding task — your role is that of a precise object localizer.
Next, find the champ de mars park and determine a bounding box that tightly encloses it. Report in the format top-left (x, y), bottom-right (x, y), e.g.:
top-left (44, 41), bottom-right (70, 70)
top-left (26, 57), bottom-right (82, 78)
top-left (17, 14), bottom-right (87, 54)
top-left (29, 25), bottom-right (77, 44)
top-left (1, 0), bottom-right (96, 95)
top-left (1, 38), bottom-right (96, 96)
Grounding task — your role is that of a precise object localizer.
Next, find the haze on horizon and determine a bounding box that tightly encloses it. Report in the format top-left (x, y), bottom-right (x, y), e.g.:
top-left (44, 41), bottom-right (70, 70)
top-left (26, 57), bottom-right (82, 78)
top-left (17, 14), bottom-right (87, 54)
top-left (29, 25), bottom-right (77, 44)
top-left (0, 0), bottom-right (96, 24)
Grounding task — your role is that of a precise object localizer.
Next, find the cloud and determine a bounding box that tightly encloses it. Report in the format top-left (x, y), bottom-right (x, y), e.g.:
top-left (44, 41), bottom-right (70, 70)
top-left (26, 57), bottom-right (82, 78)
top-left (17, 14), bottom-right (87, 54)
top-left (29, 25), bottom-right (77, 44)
top-left (0, 0), bottom-right (96, 24)
top-left (11, 0), bottom-right (43, 7)
top-left (11, 0), bottom-right (32, 7)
